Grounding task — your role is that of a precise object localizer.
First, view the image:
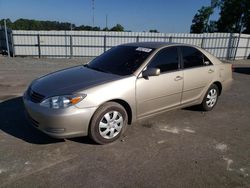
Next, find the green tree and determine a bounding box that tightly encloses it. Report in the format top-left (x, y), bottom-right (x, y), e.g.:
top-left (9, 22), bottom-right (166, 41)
top-left (0, 19), bottom-right (126, 32)
top-left (0, 19), bottom-right (12, 28)
top-left (0, 18), bottom-right (102, 31)
top-left (110, 24), bottom-right (124, 32)
top-left (149, 29), bottom-right (159, 33)
top-left (190, 6), bottom-right (214, 33)
top-left (190, 0), bottom-right (250, 34)
top-left (102, 27), bottom-right (109, 31)
top-left (211, 0), bottom-right (222, 8)
top-left (217, 0), bottom-right (250, 33)
top-left (207, 20), bottom-right (218, 33)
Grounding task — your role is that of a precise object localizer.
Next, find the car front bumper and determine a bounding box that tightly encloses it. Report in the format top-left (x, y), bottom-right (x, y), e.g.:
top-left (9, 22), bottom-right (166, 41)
top-left (23, 95), bottom-right (97, 139)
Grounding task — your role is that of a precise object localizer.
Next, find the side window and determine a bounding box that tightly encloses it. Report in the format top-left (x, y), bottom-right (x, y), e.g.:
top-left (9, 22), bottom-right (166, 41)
top-left (148, 47), bottom-right (179, 73)
top-left (204, 55), bottom-right (213, 66)
top-left (181, 46), bottom-right (208, 68)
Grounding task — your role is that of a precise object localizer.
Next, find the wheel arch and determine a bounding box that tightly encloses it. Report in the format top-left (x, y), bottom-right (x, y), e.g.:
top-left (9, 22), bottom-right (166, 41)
top-left (107, 99), bottom-right (133, 125)
top-left (213, 81), bottom-right (222, 95)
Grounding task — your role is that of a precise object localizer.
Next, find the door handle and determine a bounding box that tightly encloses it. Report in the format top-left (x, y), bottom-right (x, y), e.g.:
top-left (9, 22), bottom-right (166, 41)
top-left (208, 69), bottom-right (214, 73)
top-left (174, 76), bottom-right (183, 81)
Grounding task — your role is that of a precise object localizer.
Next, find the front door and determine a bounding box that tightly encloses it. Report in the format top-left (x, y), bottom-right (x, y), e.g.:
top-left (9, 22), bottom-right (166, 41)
top-left (136, 47), bottom-right (183, 118)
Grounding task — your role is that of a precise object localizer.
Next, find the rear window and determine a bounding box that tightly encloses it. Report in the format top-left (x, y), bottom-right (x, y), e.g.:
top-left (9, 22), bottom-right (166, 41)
top-left (87, 46), bottom-right (154, 76)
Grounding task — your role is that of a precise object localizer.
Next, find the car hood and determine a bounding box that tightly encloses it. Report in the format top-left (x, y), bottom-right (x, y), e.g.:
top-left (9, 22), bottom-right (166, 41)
top-left (31, 66), bottom-right (122, 97)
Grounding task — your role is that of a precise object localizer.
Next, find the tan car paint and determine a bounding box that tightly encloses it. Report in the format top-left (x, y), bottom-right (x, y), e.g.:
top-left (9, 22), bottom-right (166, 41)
top-left (23, 42), bottom-right (233, 139)
top-left (136, 70), bottom-right (184, 118)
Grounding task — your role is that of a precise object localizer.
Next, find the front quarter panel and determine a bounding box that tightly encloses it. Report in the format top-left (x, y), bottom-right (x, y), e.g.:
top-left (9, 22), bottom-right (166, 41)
top-left (75, 76), bottom-right (137, 122)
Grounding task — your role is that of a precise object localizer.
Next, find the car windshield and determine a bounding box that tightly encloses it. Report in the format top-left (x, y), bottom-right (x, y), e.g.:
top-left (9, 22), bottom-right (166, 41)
top-left (86, 46), bottom-right (155, 76)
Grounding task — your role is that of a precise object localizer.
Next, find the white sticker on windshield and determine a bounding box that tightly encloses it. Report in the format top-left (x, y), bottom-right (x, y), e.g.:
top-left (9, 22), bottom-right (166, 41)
top-left (136, 47), bottom-right (152, 53)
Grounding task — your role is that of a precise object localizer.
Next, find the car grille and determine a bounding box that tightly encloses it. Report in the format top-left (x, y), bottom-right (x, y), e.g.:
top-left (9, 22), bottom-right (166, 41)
top-left (28, 88), bottom-right (45, 103)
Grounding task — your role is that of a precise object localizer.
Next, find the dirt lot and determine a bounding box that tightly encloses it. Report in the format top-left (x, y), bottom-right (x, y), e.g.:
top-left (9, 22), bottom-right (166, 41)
top-left (0, 57), bottom-right (250, 188)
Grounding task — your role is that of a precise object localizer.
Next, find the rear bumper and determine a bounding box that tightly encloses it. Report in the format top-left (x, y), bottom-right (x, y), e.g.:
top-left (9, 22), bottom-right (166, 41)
top-left (23, 95), bottom-right (97, 139)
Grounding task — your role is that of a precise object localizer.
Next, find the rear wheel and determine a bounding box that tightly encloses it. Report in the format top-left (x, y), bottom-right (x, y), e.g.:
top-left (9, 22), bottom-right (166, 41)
top-left (200, 84), bottom-right (219, 111)
top-left (89, 102), bottom-right (128, 144)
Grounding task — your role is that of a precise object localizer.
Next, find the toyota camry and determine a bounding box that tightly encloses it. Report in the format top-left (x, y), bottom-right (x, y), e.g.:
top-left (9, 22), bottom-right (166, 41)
top-left (23, 42), bottom-right (233, 144)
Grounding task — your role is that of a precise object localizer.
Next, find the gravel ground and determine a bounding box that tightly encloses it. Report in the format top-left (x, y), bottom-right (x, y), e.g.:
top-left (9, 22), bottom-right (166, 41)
top-left (0, 57), bottom-right (250, 188)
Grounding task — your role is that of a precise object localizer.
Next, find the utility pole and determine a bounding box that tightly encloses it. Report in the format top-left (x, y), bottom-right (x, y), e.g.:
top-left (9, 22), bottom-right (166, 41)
top-left (234, 12), bottom-right (244, 60)
top-left (92, 0), bottom-right (95, 27)
top-left (105, 14), bottom-right (108, 29)
top-left (4, 19), bottom-right (10, 57)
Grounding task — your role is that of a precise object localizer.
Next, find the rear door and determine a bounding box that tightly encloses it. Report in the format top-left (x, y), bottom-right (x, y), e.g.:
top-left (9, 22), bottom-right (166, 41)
top-left (180, 46), bottom-right (214, 104)
top-left (136, 47), bottom-right (183, 118)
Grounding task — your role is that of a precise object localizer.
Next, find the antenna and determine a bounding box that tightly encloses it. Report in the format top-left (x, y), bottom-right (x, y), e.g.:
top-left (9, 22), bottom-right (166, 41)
top-left (92, 0), bottom-right (95, 27)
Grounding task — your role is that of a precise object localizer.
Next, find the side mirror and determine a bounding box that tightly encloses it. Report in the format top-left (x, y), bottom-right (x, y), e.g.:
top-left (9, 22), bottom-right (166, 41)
top-left (142, 68), bottom-right (161, 78)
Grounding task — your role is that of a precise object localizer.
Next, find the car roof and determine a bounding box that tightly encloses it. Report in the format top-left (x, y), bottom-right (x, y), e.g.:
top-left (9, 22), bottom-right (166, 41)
top-left (120, 42), bottom-right (221, 65)
top-left (121, 42), bottom-right (180, 49)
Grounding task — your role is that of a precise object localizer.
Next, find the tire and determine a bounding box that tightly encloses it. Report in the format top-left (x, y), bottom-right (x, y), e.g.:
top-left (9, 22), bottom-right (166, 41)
top-left (89, 102), bottom-right (128, 144)
top-left (200, 84), bottom-right (219, 111)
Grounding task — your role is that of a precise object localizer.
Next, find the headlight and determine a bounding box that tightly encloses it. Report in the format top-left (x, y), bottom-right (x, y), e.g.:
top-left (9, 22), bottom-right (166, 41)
top-left (40, 94), bottom-right (86, 109)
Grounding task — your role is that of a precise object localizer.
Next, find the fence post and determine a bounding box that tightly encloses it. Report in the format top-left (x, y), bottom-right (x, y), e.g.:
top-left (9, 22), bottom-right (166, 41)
top-left (70, 35), bottom-right (73, 58)
top-left (37, 34), bottom-right (41, 58)
top-left (233, 33), bottom-right (241, 60)
top-left (244, 37), bottom-right (250, 59)
top-left (4, 19), bottom-right (10, 57)
top-left (169, 36), bottom-right (173, 43)
top-left (136, 35), bottom-right (140, 42)
top-left (10, 32), bottom-right (15, 57)
top-left (103, 35), bottom-right (107, 52)
top-left (64, 31), bottom-right (68, 58)
top-left (226, 33), bottom-right (233, 60)
top-left (201, 37), bottom-right (205, 48)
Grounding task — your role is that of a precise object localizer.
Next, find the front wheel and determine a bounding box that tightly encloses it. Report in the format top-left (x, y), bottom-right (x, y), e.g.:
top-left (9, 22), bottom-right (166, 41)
top-left (200, 84), bottom-right (219, 111)
top-left (89, 102), bottom-right (128, 144)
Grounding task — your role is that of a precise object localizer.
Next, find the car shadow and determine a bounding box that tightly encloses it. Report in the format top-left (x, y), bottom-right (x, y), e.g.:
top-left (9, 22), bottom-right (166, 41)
top-left (0, 97), bottom-right (64, 144)
top-left (182, 105), bottom-right (202, 112)
top-left (0, 96), bottom-right (97, 145)
top-left (68, 137), bottom-right (97, 145)
top-left (233, 67), bottom-right (250, 75)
